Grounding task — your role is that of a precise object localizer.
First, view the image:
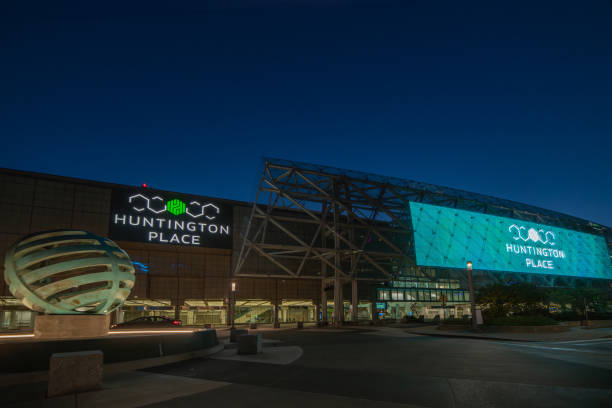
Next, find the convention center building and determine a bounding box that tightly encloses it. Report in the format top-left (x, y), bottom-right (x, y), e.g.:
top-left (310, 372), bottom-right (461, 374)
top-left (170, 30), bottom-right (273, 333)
top-left (1, 158), bottom-right (611, 329)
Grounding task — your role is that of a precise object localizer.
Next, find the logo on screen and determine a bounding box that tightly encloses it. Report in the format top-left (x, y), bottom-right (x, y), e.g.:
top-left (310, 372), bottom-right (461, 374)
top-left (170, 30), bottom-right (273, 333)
top-left (508, 224), bottom-right (555, 246)
top-left (128, 194), bottom-right (220, 220)
top-left (109, 189), bottom-right (232, 248)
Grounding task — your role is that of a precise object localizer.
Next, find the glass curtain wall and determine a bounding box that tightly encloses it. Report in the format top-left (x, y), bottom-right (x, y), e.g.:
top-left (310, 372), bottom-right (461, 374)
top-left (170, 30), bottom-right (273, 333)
top-left (377, 277), bottom-right (472, 321)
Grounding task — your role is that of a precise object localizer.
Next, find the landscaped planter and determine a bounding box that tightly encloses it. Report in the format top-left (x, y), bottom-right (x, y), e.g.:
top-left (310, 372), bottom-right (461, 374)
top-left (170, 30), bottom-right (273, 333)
top-left (438, 324), bottom-right (470, 331)
top-left (437, 324), bottom-right (570, 333)
top-left (485, 325), bottom-right (569, 333)
top-left (579, 320), bottom-right (612, 328)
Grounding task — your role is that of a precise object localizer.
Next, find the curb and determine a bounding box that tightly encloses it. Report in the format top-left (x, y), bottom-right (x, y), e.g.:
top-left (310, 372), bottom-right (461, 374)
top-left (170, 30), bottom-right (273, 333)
top-left (407, 331), bottom-right (536, 342)
top-left (222, 339), bottom-right (283, 350)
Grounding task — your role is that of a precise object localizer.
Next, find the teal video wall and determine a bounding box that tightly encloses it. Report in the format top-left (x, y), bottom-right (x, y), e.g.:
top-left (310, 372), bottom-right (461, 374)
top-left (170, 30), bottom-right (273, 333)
top-left (409, 202), bottom-right (612, 279)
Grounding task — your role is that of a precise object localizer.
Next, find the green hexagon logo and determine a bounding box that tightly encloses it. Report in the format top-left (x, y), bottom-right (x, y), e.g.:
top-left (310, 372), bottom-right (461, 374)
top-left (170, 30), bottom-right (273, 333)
top-left (167, 199), bottom-right (186, 216)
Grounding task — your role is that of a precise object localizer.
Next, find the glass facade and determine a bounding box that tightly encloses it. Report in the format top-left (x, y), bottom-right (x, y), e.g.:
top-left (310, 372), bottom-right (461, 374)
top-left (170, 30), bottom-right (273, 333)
top-left (376, 276), bottom-right (471, 321)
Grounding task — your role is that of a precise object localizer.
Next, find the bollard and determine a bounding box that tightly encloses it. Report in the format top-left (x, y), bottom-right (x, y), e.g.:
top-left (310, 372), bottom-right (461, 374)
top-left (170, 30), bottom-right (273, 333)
top-left (230, 328), bottom-right (248, 342)
top-left (48, 350), bottom-right (103, 397)
top-left (237, 334), bottom-right (263, 355)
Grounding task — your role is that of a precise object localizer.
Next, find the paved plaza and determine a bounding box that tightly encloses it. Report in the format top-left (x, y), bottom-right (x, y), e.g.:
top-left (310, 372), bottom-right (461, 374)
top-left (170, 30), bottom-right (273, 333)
top-left (2, 326), bottom-right (611, 408)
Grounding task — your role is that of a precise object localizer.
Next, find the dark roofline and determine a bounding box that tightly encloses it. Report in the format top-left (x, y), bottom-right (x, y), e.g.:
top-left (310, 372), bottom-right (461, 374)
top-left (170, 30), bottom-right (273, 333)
top-left (0, 167), bottom-right (252, 208)
top-left (264, 157), bottom-right (610, 232)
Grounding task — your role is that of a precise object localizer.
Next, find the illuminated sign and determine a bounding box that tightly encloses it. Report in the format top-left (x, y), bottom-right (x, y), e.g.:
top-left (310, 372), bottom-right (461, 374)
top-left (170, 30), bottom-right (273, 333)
top-left (109, 189), bottom-right (233, 248)
top-left (410, 202), bottom-right (612, 279)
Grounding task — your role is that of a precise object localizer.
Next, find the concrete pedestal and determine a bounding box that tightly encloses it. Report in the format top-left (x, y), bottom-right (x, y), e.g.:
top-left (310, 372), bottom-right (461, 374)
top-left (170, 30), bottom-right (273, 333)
top-left (237, 334), bottom-right (263, 355)
top-left (229, 328), bottom-right (248, 343)
top-left (48, 350), bottom-right (103, 397)
top-left (35, 314), bottom-right (110, 339)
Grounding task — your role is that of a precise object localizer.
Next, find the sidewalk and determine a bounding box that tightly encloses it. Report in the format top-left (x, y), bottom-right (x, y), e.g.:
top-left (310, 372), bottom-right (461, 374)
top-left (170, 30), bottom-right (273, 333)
top-left (404, 326), bottom-right (612, 342)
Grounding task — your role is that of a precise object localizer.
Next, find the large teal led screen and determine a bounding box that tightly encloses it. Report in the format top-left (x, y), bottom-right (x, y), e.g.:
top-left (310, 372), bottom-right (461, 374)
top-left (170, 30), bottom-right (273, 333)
top-left (409, 202), bottom-right (612, 279)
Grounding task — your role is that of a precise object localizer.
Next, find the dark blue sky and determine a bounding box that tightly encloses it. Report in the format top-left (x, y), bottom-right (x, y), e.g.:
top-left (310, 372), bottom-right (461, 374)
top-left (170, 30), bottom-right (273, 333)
top-left (1, 1), bottom-right (611, 226)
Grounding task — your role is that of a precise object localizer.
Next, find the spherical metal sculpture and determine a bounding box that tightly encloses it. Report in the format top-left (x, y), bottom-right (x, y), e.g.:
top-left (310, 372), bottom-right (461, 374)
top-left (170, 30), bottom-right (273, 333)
top-left (3, 230), bottom-right (135, 315)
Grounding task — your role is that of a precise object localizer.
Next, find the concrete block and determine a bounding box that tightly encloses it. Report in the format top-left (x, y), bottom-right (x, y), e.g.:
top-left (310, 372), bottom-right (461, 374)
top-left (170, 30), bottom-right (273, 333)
top-left (48, 350), bottom-right (103, 397)
top-left (35, 314), bottom-right (110, 339)
top-left (229, 328), bottom-right (248, 343)
top-left (237, 334), bottom-right (263, 355)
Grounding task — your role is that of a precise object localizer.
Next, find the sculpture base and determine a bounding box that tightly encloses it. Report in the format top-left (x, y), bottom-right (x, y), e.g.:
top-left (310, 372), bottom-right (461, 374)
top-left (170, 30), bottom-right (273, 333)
top-left (34, 314), bottom-right (110, 340)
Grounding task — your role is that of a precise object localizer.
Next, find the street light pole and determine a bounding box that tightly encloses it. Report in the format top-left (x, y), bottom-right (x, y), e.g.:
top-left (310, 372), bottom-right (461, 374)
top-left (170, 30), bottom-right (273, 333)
top-left (467, 261), bottom-right (477, 330)
top-left (230, 281), bottom-right (236, 329)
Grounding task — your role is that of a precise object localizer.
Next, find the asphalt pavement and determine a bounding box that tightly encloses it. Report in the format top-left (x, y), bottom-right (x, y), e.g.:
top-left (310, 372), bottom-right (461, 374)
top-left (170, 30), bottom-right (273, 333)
top-left (3, 326), bottom-right (611, 408)
top-left (141, 327), bottom-right (612, 408)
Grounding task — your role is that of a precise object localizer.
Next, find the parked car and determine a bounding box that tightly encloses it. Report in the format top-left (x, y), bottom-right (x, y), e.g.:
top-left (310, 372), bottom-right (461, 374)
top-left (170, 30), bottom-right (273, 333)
top-left (111, 316), bottom-right (182, 329)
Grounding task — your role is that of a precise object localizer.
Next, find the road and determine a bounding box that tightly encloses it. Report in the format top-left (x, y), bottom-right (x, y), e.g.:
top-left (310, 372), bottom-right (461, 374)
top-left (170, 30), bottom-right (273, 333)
top-left (140, 327), bottom-right (612, 408)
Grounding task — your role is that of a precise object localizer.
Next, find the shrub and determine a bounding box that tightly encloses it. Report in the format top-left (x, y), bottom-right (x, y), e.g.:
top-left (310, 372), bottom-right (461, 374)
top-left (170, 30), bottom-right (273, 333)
top-left (586, 312), bottom-right (612, 320)
top-left (549, 311), bottom-right (582, 321)
top-left (486, 315), bottom-right (558, 326)
top-left (442, 317), bottom-right (470, 325)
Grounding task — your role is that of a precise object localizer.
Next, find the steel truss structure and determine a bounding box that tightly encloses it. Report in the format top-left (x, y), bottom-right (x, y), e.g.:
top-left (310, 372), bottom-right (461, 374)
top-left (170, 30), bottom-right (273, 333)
top-left (233, 158), bottom-right (610, 323)
top-left (235, 158), bottom-right (608, 278)
top-left (234, 158), bottom-right (421, 283)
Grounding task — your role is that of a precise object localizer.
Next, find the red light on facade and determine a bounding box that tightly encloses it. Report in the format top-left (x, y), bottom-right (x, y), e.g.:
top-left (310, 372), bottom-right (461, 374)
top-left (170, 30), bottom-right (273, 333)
top-left (142, 183), bottom-right (148, 188)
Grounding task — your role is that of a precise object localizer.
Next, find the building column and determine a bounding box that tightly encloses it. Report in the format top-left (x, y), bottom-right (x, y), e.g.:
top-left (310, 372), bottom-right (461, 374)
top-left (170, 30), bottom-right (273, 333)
top-left (29, 311), bottom-right (37, 329)
top-left (351, 280), bottom-right (358, 322)
top-left (273, 301), bottom-right (280, 328)
top-left (333, 279), bottom-right (342, 327)
top-left (224, 297), bottom-right (230, 326)
top-left (315, 303), bottom-right (320, 323)
top-left (230, 293), bottom-right (236, 328)
top-left (9, 311), bottom-right (18, 329)
top-left (111, 308), bottom-right (120, 325)
top-left (321, 278), bottom-right (327, 323)
top-left (332, 198), bottom-right (343, 327)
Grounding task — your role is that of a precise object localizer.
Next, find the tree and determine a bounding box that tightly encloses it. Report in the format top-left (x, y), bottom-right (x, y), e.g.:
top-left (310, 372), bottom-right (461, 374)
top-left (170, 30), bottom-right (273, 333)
top-left (476, 283), bottom-right (548, 318)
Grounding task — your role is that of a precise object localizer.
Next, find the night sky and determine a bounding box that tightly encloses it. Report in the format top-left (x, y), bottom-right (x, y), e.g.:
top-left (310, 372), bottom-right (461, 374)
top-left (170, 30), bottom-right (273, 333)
top-left (1, 1), bottom-right (611, 227)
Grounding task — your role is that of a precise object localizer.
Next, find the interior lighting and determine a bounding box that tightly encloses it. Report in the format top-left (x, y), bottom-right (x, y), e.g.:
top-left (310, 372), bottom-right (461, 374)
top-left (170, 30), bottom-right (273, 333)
top-left (0, 334), bottom-right (35, 339)
top-left (109, 330), bottom-right (197, 335)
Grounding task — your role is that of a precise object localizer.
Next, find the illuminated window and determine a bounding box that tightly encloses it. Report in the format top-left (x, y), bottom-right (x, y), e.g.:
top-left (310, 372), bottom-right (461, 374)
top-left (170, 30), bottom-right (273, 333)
top-left (379, 290), bottom-right (390, 300)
